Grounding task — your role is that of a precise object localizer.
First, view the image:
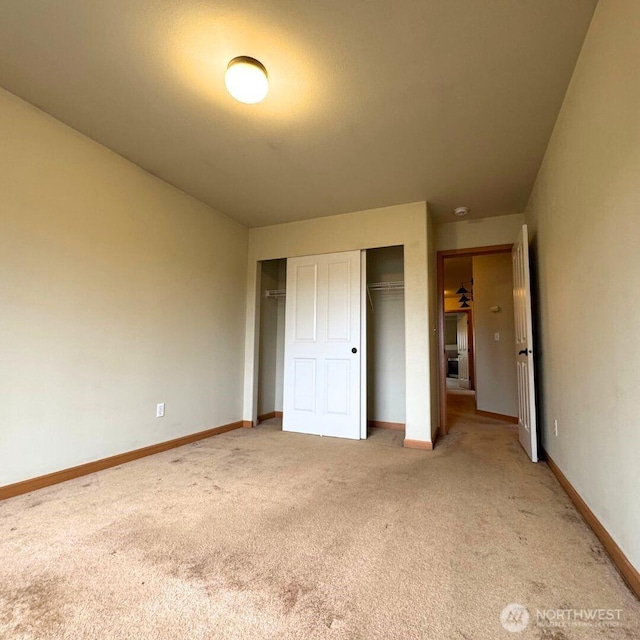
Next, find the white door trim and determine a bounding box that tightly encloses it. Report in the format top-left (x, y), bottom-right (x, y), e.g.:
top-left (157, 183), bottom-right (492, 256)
top-left (360, 250), bottom-right (368, 439)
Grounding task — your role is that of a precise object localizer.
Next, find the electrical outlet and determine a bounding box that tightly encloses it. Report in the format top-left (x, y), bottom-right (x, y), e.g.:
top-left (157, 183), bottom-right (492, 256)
top-left (494, 332), bottom-right (500, 341)
top-left (156, 403), bottom-right (165, 418)
top-left (554, 419), bottom-right (558, 436)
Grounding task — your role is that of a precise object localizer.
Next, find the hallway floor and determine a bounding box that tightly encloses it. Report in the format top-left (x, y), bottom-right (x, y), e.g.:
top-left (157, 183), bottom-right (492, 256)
top-left (1, 407), bottom-right (638, 639)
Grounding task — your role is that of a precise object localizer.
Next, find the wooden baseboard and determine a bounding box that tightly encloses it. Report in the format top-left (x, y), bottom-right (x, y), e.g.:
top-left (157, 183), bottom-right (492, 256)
top-left (545, 451), bottom-right (640, 599)
top-left (0, 420), bottom-right (245, 502)
top-left (403, 438), bottom-right (433, 451)
top-left (242, 420), bottom-right (254, 428)
top-left (476, 409), bottom-right (518, 424)
top-left (368, 420), bottom-right (405, 431)
top-left (257, 411), bottom-right (283, 423)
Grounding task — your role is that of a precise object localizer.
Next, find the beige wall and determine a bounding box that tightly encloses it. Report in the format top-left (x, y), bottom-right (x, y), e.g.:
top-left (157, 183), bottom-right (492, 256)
top-left (427, 209), bottom-right (439, 436)
top-left (0, 88), bottom-right (248, 486)
top-left (244, 202), bottom-right (435, 443)
top-left (436, 213), bottom-right (524, 251)
top-left (472, 254), bottom-right (518, 418)
top-left (526, 0), bottom-right (640, 571)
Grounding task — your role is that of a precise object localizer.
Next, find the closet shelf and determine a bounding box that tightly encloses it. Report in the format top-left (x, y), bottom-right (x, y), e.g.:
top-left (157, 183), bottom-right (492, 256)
top-left (366, 280), bottom-right (404, 312)
top-left (367, 280), bottom-right (404, 293)
top-left (266, 281), bottom-right (404, 302)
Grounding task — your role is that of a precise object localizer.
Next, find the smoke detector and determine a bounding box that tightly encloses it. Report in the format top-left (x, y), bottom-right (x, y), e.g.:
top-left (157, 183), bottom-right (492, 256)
top-left (454, 207), bottom-right (469, 217)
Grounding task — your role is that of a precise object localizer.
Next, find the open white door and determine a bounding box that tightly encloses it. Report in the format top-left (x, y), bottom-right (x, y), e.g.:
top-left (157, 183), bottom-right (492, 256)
top-left (512, 225), bottom-right (538, 462)
top-left (457, 314), bottom-right (470, 389)
top-left (283, 250), bottom-right (361, 439)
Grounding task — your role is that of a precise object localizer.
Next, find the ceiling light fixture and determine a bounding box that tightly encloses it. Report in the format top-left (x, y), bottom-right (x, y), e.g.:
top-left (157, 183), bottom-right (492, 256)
top-left (225, 56), bottom-right (269, 104)
top-left (455, 279), bottom-right (474, 307)
top-left (454, 206), bottom-right (469, 217)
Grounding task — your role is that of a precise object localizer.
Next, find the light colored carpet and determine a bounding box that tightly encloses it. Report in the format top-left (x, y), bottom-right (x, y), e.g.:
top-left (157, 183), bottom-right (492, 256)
top-left (1, 401), bottom-right (639, 639)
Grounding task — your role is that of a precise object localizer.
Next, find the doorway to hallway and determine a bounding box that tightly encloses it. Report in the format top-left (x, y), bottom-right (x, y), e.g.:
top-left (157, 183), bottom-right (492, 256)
top-left (437, 227), bottom-right (539, 462)
top-left (438, 244), bottom-right (516, 434)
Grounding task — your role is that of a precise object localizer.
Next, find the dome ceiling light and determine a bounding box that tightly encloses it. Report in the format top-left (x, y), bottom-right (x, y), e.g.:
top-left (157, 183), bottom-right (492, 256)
top-left (225, 56), bottom-right (269, 104)
top-left (454, 206), bottom-right (470, 217)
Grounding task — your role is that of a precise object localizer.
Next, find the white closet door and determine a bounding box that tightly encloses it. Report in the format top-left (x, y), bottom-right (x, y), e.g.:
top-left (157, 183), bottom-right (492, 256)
top-left (283, 251), bottom-right (361, 439)
top-left (512, 224), bottom-right (538, 462)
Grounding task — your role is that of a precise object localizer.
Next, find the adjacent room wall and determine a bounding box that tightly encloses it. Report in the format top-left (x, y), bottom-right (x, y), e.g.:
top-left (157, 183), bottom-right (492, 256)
top-left (472, 254), bottom-right (518, 418)
top-left (526, 0), bottom-right (640, 572)
top-left (244, 202), bottom-right (434, 444)
top-left (0, 88), bottom-right (249, 487)
top-left (366, 246), bottom-right (405, 424)
top-left (444, 316), bottom-right (457, 347)
top-left (436, 213), bottom-right (524, 251)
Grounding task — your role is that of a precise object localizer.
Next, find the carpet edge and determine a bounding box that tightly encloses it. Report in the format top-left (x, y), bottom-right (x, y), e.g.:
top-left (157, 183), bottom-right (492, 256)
top-left (544, 450), bottom-right (640, 600)
top-left (0, 420), bottom-right (245, 501)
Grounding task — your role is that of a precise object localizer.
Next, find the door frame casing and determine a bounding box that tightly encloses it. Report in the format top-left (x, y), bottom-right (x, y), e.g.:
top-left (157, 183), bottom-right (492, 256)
top-left (437, 244), bottom-right (512, 435)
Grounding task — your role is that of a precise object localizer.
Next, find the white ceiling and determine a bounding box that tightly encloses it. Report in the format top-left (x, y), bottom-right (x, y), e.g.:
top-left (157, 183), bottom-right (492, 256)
top-left (0, 1), bottom-right (597, 227)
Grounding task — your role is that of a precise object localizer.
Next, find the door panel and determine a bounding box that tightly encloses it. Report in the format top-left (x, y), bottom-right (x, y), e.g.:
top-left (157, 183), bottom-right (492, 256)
top-left (294, 264), bottom-right (317, 341)
top-left (513, 224), bottom-right (538, 462)
top-left (325, 360), bottom-right (350, 415)
top-left (293, 359), bottom-right (316, 413)
top-left (327, 261), bottom-right (351, 341)
top-left (283, 250), bottom-right (361, 439)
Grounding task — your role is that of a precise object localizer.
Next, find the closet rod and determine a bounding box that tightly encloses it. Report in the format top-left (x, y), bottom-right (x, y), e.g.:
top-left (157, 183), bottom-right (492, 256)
top-left (366, 280), bottom-right (404, 312)
top-left (266, 281), bottom-right (404, 302)
top-left (367, 280), bottom-right (405, 293)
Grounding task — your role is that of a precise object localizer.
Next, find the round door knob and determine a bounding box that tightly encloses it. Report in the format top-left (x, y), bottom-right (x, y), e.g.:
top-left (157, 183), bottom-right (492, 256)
top-left (352, 347), bottom-right (358, 354)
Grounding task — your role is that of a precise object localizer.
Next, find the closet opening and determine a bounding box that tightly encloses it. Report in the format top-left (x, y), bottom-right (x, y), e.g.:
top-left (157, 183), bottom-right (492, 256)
top-left (255, 248), bottom-right (407, 440)
top-left (257, 258), bottom-right (287, 426)
top-left (365, 246), bottom-right (406, 443)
